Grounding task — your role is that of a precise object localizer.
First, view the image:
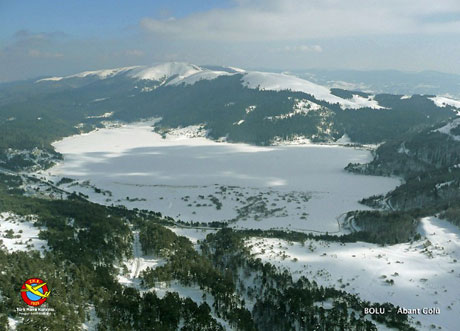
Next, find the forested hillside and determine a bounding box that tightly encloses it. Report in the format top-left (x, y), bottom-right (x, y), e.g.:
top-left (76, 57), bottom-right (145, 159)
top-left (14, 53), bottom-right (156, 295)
top-left (347, 116), bottom-right (460, 230)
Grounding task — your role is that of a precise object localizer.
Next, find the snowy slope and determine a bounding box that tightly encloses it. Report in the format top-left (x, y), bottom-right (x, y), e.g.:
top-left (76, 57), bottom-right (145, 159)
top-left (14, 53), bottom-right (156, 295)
top-left (36, 62), bottom-right (234, 86)
top-left (130, 62), bottom-right (202, 81)
top-left (130, 62), bottom-right (237, 86)
top-left (173, 70), bottom-right (233, 85)
top-left (433, 118), bottom-right (460, 141)
top-left (36, 66), bottom-right (140, 82)
top-left (0, 212), bottom-right (47, 253)
top-left (429, 96), bottom-right (460, 109)
top-left (242, 71), bottom-right (384, 109)
top-left (248, 217), bottom-right (460, 331)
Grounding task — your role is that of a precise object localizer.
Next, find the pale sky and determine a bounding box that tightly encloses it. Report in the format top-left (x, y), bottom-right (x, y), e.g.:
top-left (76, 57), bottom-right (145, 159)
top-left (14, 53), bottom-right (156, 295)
top-left (1, 0), bottom-right (460, 81)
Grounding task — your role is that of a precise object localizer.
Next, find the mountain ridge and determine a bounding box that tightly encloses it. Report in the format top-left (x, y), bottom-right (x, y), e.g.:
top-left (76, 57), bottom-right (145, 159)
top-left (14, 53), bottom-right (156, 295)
top-left (34, 61), bottom-right (386, 110)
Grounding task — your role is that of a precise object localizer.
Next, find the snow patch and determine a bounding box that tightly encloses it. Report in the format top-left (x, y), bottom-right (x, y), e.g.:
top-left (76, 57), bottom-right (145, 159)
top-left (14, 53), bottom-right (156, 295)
top-left (430, 96), bottom-right (460, 109)
top-left (435, 180), bottom-right (454, 190)
top-left (85, 112), bottom-right (113, 119)
top-left (245, 105), bottom-right (257, 114)
top-left (0, 212), bottom-right (48, 254)
top-left (81, 305), bottom-right (100, 331)
top-left (8, 317), bottom-right (18, 330)
top-left (266, 99), bottom-right (320, 120)
top-left (91, 98), bottom-right (108, 103)
top-left (397, 142), bottom-right (410, 155)
top-left (433, 118), bottom-right (460, 141)
top-left (118, 231), bottom-right (166, 288)
top-left (335, 134), bottom-right (352, 145)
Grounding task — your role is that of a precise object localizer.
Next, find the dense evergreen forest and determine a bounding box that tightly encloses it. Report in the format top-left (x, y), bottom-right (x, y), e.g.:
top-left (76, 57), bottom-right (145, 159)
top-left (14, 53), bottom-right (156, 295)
top-left (347, 117), bottom-right (460, 230)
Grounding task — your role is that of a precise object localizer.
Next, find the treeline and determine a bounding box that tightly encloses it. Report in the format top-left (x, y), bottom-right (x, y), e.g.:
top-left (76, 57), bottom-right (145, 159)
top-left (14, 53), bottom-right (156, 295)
top-left (349, 211), bottom-right (419, 245)
top-left (234, 215), bottom-right (418, 245)
top-left (440, 204), bottom-right (460, 227)
top-left (97, 289), bottom-right (224, 330)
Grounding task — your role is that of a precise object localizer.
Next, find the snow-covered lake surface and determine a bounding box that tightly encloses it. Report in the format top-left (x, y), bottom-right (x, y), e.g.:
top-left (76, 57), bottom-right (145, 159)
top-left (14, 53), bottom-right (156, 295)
top-left (248, 217), bottom-right (460, 331)
top-left (45, 121), bottom-right (399, 233)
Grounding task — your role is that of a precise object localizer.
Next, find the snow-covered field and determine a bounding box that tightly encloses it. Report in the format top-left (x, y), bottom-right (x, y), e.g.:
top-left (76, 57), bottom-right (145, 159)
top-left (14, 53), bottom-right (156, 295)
top-left (43, 121), bottom-right (399, 233)
top-left (247, 217), bottom-right (460, 331)
top-left (0, 212), bottom-right (47, 254)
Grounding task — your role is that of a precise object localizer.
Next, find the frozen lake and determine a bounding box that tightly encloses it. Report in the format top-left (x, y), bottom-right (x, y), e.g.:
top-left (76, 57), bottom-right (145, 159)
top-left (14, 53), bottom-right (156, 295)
top-left (47, 121), bottom-right (400, 233)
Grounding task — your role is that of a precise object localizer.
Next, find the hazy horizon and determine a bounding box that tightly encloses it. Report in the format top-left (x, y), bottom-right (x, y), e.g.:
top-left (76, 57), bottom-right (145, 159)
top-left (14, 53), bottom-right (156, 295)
top-left (2, 0), bottom-right (460, 82)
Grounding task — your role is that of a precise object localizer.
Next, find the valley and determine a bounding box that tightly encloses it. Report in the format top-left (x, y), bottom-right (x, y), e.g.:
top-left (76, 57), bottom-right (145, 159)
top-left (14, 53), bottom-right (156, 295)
top-left (1, 62), bottom-right (459, 330)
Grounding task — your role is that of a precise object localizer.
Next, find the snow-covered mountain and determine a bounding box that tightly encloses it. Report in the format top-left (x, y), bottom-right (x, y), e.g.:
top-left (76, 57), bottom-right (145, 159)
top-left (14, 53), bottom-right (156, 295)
top-left (36, 66), bottom-right (141, 82)
top-left (241, 71), bottom-right (383, 109)
top-left (35, 62), bottom-right (384, 110)
top-left (2, 61), bottom-right (458, 148)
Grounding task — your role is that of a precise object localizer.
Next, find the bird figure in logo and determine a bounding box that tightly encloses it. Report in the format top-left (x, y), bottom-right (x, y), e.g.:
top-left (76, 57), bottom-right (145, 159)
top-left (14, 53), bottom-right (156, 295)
top-left (21, 283), bottom-right (51, 298)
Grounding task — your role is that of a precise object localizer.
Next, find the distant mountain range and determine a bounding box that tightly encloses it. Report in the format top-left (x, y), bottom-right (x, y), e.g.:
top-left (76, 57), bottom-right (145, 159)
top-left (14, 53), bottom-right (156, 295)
top-left (294, 69), bottom-right (460, 98)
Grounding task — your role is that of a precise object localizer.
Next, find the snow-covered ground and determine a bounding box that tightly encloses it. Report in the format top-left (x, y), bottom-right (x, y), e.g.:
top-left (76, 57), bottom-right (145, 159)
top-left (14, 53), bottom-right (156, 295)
top-left (117, 229), bottom-right (232, 329)
top-left (242, 71), bottom-right (384, 109)
top-left (36, 66), bottom-right (140, 82)
top-left (118, 231), bottom-right (165, 288)
top-left (81, 305), bottom-right (100, 331)
top-left (434, 118), bottom-right (460, 141)
top-left (430, 96), bottom-right (460, 109)
top-left (247, 217), bottom-right (460, 331)
top-left (0, 212), bottom-right (47, 254)
top-left (43, 121), bottom-right (399, 233)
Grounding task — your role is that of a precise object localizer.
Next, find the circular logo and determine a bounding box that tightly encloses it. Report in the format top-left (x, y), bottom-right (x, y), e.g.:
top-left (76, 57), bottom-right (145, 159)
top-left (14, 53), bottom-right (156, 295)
top-left (20, 278), bottom-right (50, 306)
